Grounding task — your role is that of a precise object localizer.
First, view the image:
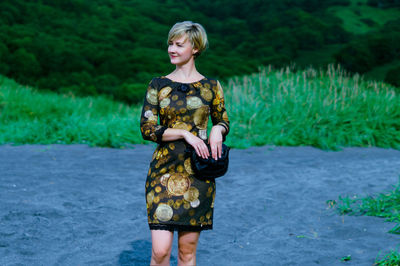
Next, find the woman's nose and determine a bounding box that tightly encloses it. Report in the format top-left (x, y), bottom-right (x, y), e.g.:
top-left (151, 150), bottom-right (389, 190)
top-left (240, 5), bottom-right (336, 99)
top-left (168, 46), bottom-right (176, 53)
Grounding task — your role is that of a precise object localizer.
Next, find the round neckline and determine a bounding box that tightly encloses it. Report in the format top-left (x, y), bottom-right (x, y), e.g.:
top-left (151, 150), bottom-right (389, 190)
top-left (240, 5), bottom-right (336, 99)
top-left (162, 76), bottom-right (207, 84)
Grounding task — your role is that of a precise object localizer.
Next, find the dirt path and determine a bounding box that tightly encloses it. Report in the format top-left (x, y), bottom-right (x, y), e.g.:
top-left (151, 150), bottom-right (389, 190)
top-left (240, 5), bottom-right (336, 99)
top-left (1, 144), bottom-right (399, 265)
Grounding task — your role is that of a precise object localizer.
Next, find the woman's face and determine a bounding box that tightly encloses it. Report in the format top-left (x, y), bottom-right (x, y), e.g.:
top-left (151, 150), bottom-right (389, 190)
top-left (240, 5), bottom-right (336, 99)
top-left (168, 34), bottom-right (198, 66)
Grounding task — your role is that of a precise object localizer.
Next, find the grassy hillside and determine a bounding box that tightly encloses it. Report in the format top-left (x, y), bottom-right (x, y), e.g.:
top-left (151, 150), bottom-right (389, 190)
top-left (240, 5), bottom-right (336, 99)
top-left (1, 64), bottom-right (399, 149)
top-left (1, 0), bottom-right (399, 104)
top-left (0, 75), bottom-right (141, 148)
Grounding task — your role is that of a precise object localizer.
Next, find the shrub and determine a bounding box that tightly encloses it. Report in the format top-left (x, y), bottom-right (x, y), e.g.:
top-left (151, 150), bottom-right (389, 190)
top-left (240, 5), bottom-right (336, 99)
top-left (385, 66), bottom-right (400, 88)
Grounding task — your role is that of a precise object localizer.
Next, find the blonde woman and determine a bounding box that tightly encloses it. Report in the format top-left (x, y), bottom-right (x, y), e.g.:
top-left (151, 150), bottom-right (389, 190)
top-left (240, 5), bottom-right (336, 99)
top-left (140, 21), bottom-right (230, 266)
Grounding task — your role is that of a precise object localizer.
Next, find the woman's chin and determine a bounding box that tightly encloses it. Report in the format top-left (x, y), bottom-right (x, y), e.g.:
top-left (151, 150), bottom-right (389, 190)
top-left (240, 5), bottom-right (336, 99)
top-left (170, 59), bottom-right (191, 66)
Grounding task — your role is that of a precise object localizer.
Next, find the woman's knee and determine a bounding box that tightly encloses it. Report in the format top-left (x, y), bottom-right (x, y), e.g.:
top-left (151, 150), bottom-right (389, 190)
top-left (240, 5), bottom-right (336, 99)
top-left (178, 242), bottom-right (196, 262)
top-left (152, 245), bottom-right (171, 263)
top-left (178, 232), bottom-right (199, 262)
top-left (151, 230), bottom-right (173, 263)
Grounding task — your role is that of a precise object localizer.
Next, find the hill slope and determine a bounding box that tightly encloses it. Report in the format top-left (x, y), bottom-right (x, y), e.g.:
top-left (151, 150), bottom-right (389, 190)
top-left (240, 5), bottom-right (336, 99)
top-left (1, 0), bottom-right (399, 103)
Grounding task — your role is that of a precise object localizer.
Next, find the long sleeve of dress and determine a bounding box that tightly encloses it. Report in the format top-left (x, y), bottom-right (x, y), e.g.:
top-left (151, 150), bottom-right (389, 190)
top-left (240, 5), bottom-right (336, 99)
top-left (140, 79), bottom-right (168, 144)
top-left (210, 80), bottom-right (230, 142)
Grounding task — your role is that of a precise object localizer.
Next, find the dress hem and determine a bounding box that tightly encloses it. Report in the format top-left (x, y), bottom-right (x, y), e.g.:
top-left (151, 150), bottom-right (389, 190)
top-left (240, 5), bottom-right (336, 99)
top-left (149, 223), bottom-right (213, 232)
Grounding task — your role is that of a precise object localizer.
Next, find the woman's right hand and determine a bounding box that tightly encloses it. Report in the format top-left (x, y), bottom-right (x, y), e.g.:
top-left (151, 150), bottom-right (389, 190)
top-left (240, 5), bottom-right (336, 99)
top-left (183, 131), bottom-right (210, 159)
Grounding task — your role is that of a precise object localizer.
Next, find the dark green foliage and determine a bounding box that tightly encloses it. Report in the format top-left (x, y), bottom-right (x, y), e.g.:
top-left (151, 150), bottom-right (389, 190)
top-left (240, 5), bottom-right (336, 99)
top-left (385, 66), bottom-right (400, 87)
top-left (368, 0), bottom-right (378, 6)
top-left (334, 43), bottom-right (375, 73)
top-left (367, 0), bottom-right (400, 8)
top-left (0, 0), bottom-right (354, 104)
top-left (360, 18), bottom-right (377, 26)
top-left (334, 19), bottom-right (400, 74)
top-left (0, 0), bottom-right (398, 104)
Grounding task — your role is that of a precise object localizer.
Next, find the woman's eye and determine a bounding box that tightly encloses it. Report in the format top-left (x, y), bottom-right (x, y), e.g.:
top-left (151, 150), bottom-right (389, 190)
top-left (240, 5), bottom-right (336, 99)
top-left (167, 43), bottom-right (182, 47)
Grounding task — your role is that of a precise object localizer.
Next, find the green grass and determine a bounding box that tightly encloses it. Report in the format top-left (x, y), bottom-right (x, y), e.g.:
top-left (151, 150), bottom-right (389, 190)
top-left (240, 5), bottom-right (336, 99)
top-left (334, 180), bottom-right (400, 227)
top-left (225, 63), bottom-right (399, 149)
top-left (0, 76), bottom-right (143, 148)
top-left (331, 178), bottom-right (400, 265)
top-left (375, 249), bottom-right (400, 266)
top-left (1, 63), bottom-right (399, 149)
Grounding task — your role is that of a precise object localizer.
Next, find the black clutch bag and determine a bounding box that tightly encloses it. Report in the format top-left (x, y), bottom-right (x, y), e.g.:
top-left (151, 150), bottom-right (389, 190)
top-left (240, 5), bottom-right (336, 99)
top-left (185, 141), bottom-right (230, 180)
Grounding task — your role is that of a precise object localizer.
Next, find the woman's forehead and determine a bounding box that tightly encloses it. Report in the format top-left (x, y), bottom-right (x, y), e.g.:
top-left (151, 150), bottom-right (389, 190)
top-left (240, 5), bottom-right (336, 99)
top-left (170, 34), bottom-right (189, 43)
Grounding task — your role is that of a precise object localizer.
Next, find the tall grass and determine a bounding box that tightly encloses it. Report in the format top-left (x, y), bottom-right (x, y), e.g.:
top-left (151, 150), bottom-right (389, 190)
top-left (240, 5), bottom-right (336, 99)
top-left (0, 76), bottom-right (142, 148)
top-left (0, 63), bottom-right (399, 149)
top-left (226, 63), bottom-right (400, 149)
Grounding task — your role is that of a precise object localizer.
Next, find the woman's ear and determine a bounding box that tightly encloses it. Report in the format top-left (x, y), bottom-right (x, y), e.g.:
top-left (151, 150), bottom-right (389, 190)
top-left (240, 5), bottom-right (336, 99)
top-left (192, 48), bottom-right (199, 55)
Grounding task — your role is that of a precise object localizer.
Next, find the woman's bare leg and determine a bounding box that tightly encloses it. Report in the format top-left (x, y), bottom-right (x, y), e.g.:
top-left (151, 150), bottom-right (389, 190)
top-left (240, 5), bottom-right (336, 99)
top-left (177, 231), bottom-right (201, 266)
top-left (150, 229), bottom-right (174, 266)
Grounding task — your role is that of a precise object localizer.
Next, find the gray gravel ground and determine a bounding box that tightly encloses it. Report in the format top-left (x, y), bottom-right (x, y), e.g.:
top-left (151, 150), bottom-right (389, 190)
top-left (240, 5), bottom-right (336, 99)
top-left (0, 144), bottom-right (400, 266)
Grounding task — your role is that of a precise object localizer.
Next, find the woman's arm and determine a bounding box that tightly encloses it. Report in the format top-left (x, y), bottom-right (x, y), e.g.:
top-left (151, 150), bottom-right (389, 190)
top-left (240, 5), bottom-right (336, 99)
top-left (209, 80), bottom-right (230, 160)
top-left (139, 79), bottom-right (168, 144)
top-left (161, 128), bottom-right (189, 142)
top-left (210, 80), bottom-right (230, 142)
top-left (211, 124), bottom-right (226, 135)
top-left (162, 128), bottom-right (210, 159)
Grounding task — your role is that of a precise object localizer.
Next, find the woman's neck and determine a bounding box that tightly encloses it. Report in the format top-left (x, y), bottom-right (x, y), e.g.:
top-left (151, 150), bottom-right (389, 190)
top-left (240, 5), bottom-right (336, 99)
top-left (168, 62), bottom-right (203, 82)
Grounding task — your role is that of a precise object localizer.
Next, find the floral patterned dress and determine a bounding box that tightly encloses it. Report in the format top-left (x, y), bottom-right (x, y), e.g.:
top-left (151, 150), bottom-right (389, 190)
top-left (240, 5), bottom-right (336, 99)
top-left (139, 76), bottom-right (230, 231)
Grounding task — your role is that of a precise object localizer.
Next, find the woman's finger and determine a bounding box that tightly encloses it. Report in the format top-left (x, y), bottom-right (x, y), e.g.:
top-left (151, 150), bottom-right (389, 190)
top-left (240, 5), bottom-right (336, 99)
top-left (210, 143), bottom-right (217, 160)
top-left (199, 145), bottom-right (204, 158)
top-left (204, 143), bottom-right (210, 158)
top-left (203, 144), bottom-right (209, 158)
top-left (195, 146), bottom-right (202, 157)
top-left (197, 144), bottom-right (206, 159)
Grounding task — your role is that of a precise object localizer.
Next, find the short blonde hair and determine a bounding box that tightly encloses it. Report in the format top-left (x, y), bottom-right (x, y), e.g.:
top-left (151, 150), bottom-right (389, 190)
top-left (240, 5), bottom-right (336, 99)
top-left (167, 21), bottom-right (208, 59)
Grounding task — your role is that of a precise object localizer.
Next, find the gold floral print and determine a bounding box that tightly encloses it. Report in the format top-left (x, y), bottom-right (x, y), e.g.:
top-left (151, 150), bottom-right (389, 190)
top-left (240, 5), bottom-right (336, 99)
top-left (183, 187), bottom-right (199, 202)
top-left (184, 158), bottom-right (194, 174)
top-left (155, 203), bottom-right (173, 222)
top-left (142, 77), bottom-right (230, 230)
top-left (167, 173), bottom-right (191, 196)
top-left (193, 105), bottom-right (209, 129)
top-left (146, 88), bottom-right (158, 105)
top-left (200, 87), bottom-right (212, 101)
top-left (159, 86), bottom-right (172, 101)
top-left (160, 98), bottom-right (171, 108)
top-left (186, 96), bottom-right (203, 109)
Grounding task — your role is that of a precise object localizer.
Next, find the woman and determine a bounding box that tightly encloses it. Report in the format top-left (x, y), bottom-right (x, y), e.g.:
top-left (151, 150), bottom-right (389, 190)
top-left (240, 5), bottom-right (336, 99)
top-left (140, 21), bottom-right (230, 266)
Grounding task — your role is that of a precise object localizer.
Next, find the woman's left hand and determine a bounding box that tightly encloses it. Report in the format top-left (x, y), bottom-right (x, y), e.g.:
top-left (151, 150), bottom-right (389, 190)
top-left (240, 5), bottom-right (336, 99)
top-left (208, 125), bottom-right (224, 160)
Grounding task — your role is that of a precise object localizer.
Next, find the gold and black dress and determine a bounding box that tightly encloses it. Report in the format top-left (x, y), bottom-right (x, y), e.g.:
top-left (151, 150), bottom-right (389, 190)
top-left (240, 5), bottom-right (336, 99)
top-left (139, 76), bottom-right (230, 231)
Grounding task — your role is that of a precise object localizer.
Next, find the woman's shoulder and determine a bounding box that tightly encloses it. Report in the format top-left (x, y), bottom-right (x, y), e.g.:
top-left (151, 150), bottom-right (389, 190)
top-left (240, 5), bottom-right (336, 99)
top-left (148, 76), bottom-right (171, 89)
top-left (203, 77), bottom-right (219, 91)
top-left (206, 76), bottom-right (218, 84)
top-left (149, 76), bottom-right (164, 83)
top-left (149, 75), bottom-right (219, 88)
